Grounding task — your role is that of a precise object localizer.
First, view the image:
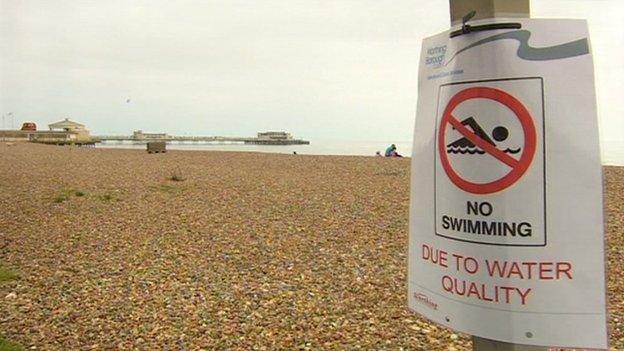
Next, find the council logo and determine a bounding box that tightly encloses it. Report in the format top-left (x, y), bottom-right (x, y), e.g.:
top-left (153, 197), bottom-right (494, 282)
top-left (425, 45), bottom-right (447, 68)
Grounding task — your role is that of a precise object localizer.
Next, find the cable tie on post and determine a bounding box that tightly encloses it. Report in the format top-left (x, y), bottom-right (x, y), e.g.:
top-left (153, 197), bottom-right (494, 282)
top-left (450, 10), bottom-right (522, 38)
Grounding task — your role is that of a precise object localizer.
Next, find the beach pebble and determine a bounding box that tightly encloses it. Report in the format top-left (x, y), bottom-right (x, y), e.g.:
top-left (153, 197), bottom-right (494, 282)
top-left (0, 144), bottom-right (622, 350)
top-left (5, 292), bottom-right (17, 299)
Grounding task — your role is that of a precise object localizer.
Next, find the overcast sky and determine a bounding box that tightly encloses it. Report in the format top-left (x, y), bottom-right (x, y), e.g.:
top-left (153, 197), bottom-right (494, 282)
top-left (0, 0), bottom-right (622, 157)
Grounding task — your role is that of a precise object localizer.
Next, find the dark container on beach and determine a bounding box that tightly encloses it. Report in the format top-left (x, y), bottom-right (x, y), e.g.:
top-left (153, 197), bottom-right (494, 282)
top-left (147, 142), bottom-right (166, 154)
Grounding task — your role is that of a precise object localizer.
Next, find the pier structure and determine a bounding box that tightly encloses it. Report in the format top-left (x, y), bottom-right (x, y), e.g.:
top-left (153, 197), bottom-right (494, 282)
top-left (95, 131), bottom-right (310, 145)
top-left (1, 118), bottom-right (310, 146)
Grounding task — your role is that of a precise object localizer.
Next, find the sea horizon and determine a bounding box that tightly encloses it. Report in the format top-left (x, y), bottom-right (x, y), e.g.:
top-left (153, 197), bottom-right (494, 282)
top-left (96, 138), bottom-right (624, 166)
top-left (96, 139), bottom-right (414, 158)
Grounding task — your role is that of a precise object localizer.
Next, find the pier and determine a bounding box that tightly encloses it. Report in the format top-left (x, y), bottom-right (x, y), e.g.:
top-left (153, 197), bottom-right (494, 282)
top-left (94, 131), bottom-right (310, 145)
top-left (1, 119), bottom-right (310, 146)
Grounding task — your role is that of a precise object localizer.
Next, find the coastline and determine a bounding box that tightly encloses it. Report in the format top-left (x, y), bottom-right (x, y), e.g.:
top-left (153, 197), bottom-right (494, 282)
top-left (94, 141), bottom-right (624, 166)
top-left (95, 139), bottom-right (416, 158)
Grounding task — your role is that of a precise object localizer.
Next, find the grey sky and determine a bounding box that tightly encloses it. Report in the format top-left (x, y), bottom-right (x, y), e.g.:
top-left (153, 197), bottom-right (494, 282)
top-left (1, 1), bottom-right (622, 153)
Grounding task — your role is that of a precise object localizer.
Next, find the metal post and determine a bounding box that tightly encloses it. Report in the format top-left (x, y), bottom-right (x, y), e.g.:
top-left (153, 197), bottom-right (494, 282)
top-left (449, 0), bottom-right (530, 26)
top-left (448, 2), bottom-right (548, 350)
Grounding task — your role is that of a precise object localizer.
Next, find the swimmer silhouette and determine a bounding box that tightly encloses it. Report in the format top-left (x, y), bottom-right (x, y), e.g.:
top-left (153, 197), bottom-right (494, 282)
top-left (446, 117), bottom-right (520, 154)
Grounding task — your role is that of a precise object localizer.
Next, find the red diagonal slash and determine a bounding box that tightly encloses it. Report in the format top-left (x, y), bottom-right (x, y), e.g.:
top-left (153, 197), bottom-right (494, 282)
top-left (448, 114), bottom-right (519, 168)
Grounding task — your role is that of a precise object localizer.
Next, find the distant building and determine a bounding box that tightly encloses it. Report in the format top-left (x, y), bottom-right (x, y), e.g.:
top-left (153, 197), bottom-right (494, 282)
top-left (257, 131), bottom-right (293, 140)
top-left (132, 130), bottom-right (169, 140)
top-left (21, 122), bottom-right (37, 131)
top-left (29, 132), bottom-right (76, 143)
top-left (0, 130), bottom-right (35, 142)
top-left (48, 118), bottom-right (91, 141)
top-left (0, 118), bottom-right (94, 144)
top-left (48, 118), bottom-right (85, 132)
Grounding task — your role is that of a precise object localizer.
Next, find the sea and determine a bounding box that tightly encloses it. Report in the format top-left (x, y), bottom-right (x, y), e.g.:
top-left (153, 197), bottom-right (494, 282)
top-left (96, 139), bottom-right (414, 158)
top-left (97, 139), bottom-right (624, 166)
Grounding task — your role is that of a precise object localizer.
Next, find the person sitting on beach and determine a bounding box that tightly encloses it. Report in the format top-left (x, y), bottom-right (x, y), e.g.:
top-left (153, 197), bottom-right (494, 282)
top-left (384, 144), bottom-right (403, 157)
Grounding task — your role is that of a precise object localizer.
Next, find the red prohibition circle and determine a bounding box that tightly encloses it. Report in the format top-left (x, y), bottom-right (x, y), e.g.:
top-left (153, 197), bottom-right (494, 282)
top-left (438, 86), bottom-right (537, 194)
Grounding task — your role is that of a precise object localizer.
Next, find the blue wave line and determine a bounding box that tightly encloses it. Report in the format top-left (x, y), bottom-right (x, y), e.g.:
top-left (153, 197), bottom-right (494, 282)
top-left (446, 30), bottom-right (589, 65)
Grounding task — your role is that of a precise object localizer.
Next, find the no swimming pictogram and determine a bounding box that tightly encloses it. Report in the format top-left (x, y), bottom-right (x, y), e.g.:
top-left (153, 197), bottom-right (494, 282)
top-left (438, 87), bottom-right (537, 194)
top-left (434, 78), bottom-right (546, 247)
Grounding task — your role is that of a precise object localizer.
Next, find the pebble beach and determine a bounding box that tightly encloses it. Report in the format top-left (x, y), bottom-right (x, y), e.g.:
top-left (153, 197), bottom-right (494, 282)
top-left (0, 143), bottom-right (622, 350)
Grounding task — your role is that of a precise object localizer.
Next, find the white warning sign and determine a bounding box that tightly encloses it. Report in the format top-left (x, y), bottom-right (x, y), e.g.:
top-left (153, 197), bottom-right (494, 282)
top-left (408, 19), bottom-right (607, 349)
